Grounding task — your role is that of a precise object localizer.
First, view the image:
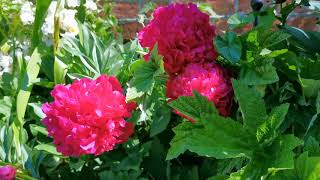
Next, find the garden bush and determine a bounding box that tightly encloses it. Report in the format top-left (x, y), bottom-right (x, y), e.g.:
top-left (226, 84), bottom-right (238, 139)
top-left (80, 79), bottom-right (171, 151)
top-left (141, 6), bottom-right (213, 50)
top-left (0, 0), bottom-right (320, 179)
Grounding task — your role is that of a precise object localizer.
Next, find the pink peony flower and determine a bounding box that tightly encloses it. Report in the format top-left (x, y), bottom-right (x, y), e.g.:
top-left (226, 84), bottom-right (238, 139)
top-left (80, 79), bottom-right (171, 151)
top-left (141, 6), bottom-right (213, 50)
top-left (42, 75), bottom-right (134, 157)
top-left (166, 63), bottom-right (233, 119)
top-left (0, 166), bottom-right (16, 180)
top-left (138, 3), bottom-right (217, 75)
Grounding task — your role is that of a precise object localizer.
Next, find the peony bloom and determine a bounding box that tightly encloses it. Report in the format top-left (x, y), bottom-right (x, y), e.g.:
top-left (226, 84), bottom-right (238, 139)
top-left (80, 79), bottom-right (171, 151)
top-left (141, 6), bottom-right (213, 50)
top-left (166, 63), bottom-right (233, 118)
top-left (42, 75), bottom-right (134, 157)
top-left (138, 3), bottom-right (217, 75)
top-left (0, 166), bottom-right (16, 180)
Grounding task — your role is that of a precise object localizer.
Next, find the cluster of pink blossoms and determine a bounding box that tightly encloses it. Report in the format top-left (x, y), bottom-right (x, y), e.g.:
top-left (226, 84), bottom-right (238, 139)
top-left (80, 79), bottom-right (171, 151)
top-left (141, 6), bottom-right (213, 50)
top-left (139, 3), bottom-right (234, 118)
top-left (42, 75), bottom-right (134, 157)
top-left (0, 166), bottom-right (16, 180)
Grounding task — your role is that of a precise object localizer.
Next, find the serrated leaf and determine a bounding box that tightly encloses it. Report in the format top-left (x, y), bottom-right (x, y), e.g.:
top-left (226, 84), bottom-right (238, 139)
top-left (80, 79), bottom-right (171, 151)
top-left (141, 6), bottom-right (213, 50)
top-left (231, 134), bottom-right (303, 179)
top-left (256, 104), bottom-right (290, 144)
top-left (261, 31), bottom-right (291, 48)
top-left (240, 61), bottom-right (279, 85)
top-left (168, 91), bottom-right (217, 123)
top-left (232, 80), bottom-right (267, 132)
top-left (166, 113), bottom-right (258, 160)
top-left (267, 134), bottom-right (303, 171)
top-left (214, 32), bottom-right (242, 64)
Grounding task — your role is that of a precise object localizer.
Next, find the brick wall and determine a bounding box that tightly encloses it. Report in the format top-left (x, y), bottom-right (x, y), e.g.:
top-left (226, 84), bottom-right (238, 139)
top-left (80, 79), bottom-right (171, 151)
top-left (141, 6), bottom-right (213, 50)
top-left (110, 0), bottom-right (319, 39)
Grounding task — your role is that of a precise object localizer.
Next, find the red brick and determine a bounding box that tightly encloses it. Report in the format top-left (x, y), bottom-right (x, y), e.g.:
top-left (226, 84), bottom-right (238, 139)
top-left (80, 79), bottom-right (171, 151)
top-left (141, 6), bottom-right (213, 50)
top-left (287, 17), bottom-right (318, 31)
top-left (113, 3), bottom-right (139, 19)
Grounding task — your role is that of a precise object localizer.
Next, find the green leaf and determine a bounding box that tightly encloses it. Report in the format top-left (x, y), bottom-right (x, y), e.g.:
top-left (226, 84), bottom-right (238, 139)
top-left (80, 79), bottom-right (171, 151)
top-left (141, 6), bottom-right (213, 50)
top-left (257, 8), bottom-right (276, 28)
top-left (260, 31), bottom-right (291, 48)
top-left (168, 91), bottom-right (217, 123)
top-left (304, 136), bottom-right (320, 156)
top-left (283, 25), bottom-right (320, 54)
top-left (28, 103), bottom-right (46, 119)
top-left (30, 124), bottom-right (48, 136)
top-left (214, 32), bottom-right (242, 64)
top-left (256, 104), bottom-right (290, 145)
top-left (0, 96), bottom-right (12, 118)
top-left (300, 78), bottom-right (320, 98)
top-left (227, 13), bottom-right (254, 29)
top-left (240, 60), bottom-right (279, 85)
top-left (299, 56), bottom-right (320, 80)
top-left (54, 57), bottom-right (68, 84)
top-left (132, 60), bottom-right (156, 93)
top-left (17, 48), bottom-right (42, 123)
top-left (232, 80), bottom-right (267, 132)
top-left (99, 171), bottom-right (140, 180)
top-left (231, 135), bottom-right (303, 179)
top-left (143, 138), bottom-right (168, 180)
top-left (150, 105), bottom-right (171, 137)
top-left (127, 45), bottom-right (166, 100)
top-left (31, 0), bottom-right (52, 49)
top-left (34, 144), bottom-right (61, 156)
top-left (166, 113), bottom-right (258, 160)
top-left (267, 134), bottom-right (303, 171)
top-left (295, 152), bottom-right (320, 180)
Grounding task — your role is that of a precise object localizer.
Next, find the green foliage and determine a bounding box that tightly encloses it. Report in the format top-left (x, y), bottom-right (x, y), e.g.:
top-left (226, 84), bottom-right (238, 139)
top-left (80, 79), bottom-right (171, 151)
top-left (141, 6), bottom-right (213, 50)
top-left (168, 80), bottom-right (304, 178)
top-left (31, 0), bottom-right (52, 49)
top-left (214, 32), bottom-right (242, 64)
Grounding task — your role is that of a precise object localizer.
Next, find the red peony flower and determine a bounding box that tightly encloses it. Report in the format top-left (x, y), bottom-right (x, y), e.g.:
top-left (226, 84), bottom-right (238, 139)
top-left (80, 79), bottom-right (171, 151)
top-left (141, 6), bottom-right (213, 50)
top-left (0, 166), bottom-right (16, 180)
top-left (166, 63), bottom-right (233, 119)
top-left (138, 3), bottom-right (217, 75)
top-left (42, 75), bottom-right (134, 157)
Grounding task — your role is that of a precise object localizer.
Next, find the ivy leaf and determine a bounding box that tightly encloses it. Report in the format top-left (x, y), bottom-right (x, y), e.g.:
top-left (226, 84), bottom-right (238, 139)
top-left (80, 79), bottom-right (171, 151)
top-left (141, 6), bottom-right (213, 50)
top-left (232, 80), bottom-right (267, 132)
top-left (166, 113), bottom-right (258, 160)
top-left (168, 91), bottom-right (217, 123)
top-left (214, 32), bottom-right (242, 64)
top-left (256, 104), bottom-right (290, 145)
